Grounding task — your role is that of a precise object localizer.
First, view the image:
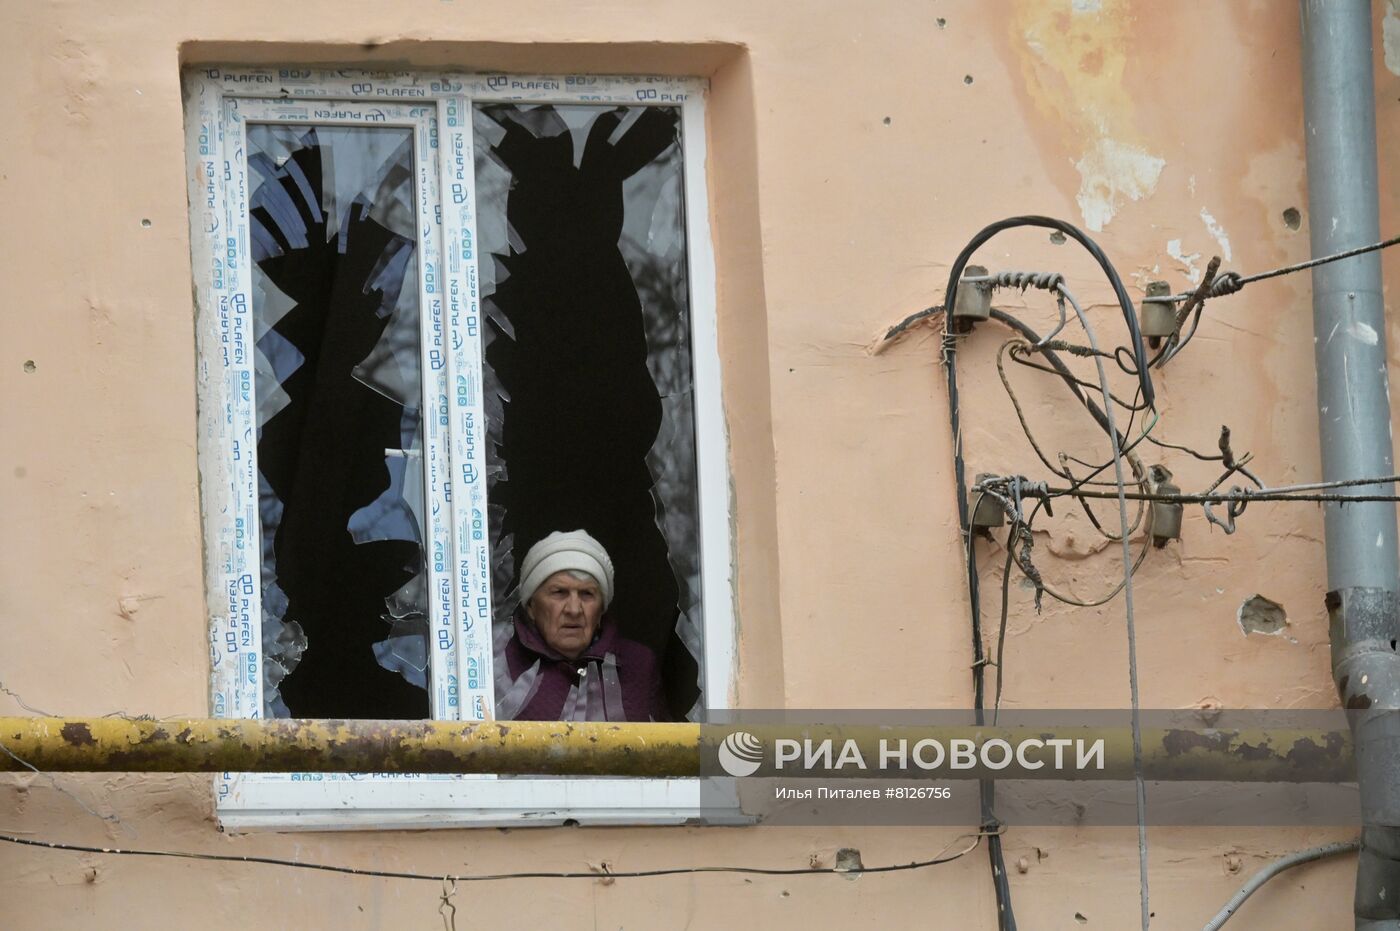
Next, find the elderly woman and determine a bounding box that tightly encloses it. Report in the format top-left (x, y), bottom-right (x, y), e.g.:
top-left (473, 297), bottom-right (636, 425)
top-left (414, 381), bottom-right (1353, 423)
top-left (494, 529), bottom-right (668, 721)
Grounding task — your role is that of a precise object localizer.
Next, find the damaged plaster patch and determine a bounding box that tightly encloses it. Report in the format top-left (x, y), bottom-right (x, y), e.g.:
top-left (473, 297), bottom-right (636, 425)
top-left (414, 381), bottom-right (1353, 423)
top-left (834, 848), bottom-right (865, 876)
top-left (1012, 0), bottom-right (1163, 231)
top-left (1385, 1), bottom-right (1400, 76)
top-left (1167, 239), bottom-right (1202, 284)
top-left (1075, 139), bottom-right (1165, 232)
top-left (1129, 261), bottom-right (1162, 292)
top-left (1238, 594), bottom-right (1290, 637)
top-left (1199, 208), bottom-right (1232, 262)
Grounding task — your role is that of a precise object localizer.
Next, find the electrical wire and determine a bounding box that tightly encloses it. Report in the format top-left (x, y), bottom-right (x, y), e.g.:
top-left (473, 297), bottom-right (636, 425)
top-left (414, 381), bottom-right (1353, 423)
top-left (0, 738), bottom-right (120, 828)
top-left (0, 680), bottom-right (55, 717)
top-left (1151, 257), bottom-right (1223, 369)
top-left (1057, 283), bottom-right (1152, 931)
top-left (973, 476), bottom-right (1154, 609)
top-left (0, 830), bottom-right (987, 883)
top-left (954, 251), bottom-right (1151, 923)
top-left (997, 341), bottom-right (1149, 472)
top-left (940, 216), bottom-right (1157, 409)
top-left (992, 315), bottom-right (1188, 496)
top-left (1139, 234), bottom-right (1400, 369)
top-left (990, 314), bottom-right (1170, 536)
top-left (993, 353), bottom-right (1239, 537)
top-left (882, 232), bottom-right (1400, 358)
top-left (963, 270), bottom-right (1070, 345)
top-left (1143, 433), bottom-right (1224, 462)
top-left (973, 288), bottom-right (1157, 921)
top-left (1007, 347), bottom-right (1150, 413)
top-left (990, 310), bottom-right (1206, 507)
top-left (911, 223), bottom-right (1400, 931)
top-left (1230, 473), bottom-right (1400, 494)
top-left (977, 311), bottom-right (1160, 711)
top-left (928, 216), bottom-right (1365, 928)
top-left (881, 231), bottom-right (1400, 367)
top-left (962, 487), bottom-right (1017, 931)
top-left (880, 304), bottom-right (943, 345)
top-left (1044, 487), bottom-right (1400, 504)
top-left (996, 339), bottom-right (1156, 511)
top-left (938, 231), bottom-right (1087, 931)
top-left (1201, 840), bottom-right (1359, 930)
top-left (1033, 501), bottom-right (1153, 608)
top-left (1142, 233), bottom-right (1400, 305)
top-left (992, 536), bottom-right (1015, 722)
top-left (988, 310), bottom-right (1118, 440)
top-left (985, 331), bottom-right (1158, 606)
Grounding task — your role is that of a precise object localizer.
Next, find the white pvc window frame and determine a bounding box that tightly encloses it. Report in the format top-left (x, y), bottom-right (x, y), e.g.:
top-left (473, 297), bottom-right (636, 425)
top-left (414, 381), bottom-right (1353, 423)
top-left (183, 67), bottom-right (734, 830)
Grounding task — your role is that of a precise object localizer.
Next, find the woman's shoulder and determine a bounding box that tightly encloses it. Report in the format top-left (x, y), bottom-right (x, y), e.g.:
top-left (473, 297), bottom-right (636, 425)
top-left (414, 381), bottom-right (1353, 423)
top-left (596, 620), bottom-right (658, 670)
top-left (614, 634), bottom-right (658, 669)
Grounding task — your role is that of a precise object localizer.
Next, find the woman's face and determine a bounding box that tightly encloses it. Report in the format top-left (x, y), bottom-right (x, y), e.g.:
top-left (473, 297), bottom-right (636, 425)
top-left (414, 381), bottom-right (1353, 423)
top-left (525, 571), bottom-right (603, 660)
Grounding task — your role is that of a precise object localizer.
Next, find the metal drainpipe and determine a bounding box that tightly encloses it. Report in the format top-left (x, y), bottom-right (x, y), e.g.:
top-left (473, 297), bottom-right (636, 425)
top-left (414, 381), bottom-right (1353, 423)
top-left (1300, 1), bottom-right (1400, 927)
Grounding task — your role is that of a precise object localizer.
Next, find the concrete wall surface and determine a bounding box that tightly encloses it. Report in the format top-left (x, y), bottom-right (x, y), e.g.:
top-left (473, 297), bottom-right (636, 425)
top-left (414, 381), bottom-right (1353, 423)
top-left (3, 0), bottom-right (1399, 927)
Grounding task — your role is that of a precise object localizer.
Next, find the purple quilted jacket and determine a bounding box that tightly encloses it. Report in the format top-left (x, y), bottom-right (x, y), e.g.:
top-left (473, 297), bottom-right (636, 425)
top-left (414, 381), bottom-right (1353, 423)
top-left (495, 614), bottom-right (668, 722)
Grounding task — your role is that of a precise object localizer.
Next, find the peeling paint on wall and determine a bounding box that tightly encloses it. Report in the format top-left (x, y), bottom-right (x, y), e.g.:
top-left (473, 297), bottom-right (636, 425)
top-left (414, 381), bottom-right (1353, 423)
top-left (1011, 0), bottom-right (1166, 231)
top-left (1384, 0), bottom-right (1400, 76)
top-left (1199, 208), bottom-right (1232, 262)
top-left (1159, 208), bottom-right (1231, 301)
top-left (1167, 238), bottom-right (1202, 284)
top-left (1075, 139), bottom-right (1165, 233)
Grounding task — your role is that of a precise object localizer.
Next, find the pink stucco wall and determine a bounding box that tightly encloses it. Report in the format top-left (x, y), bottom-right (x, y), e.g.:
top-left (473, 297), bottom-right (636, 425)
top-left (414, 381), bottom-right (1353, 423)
top-left (3, 0), bottom-right (1398, 926)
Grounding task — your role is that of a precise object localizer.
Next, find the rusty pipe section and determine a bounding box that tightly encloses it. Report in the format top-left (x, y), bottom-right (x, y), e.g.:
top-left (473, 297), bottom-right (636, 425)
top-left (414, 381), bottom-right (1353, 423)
top-left (0, 717), bottom-right (1356, 781)
top-left (0, 718), bottom-right (701, 777)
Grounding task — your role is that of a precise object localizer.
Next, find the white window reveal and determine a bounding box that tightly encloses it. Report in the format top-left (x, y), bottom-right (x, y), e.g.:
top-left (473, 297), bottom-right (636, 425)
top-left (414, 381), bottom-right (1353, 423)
top-left (184, 68), bottom-right (734, 829)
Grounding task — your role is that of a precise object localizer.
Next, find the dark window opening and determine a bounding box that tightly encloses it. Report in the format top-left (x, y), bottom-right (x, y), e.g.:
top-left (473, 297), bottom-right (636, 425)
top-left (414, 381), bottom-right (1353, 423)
top-left (249, 124), bottom-right (431, 719)
top-left (475, 103), bottom-right (705, 721)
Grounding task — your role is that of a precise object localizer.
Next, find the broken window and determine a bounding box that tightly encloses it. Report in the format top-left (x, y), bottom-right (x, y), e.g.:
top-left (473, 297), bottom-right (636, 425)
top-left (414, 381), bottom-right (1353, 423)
top-left (474, 103), bottom-right (704, 720)
top-left (249, 124), bottom-right (431, 719)
top-left (189, 69), bottom-right (731, 825)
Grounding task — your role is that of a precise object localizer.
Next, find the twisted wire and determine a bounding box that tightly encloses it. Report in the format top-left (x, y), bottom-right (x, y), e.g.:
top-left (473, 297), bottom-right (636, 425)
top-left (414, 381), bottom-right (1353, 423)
top-left (1205, 271), bottom-right (1244, 297)
top-left (1140, 232), bottom-right (1400, 304)
top-left (966, 270), bottom-right (1067, 292)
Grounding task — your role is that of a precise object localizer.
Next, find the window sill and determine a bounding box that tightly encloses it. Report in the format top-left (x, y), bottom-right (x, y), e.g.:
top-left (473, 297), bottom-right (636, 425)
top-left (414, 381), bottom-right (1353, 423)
top-left (216, 775), bottom-right (749, 831)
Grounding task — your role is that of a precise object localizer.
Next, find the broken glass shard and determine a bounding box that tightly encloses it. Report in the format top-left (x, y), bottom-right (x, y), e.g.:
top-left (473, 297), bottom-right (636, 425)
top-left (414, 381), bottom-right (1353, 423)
top-left (248, 123), bottom-right (430, 719)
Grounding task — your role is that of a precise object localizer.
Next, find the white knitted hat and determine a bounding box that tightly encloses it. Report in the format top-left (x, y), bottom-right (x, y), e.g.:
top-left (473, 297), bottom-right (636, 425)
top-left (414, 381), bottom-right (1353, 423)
top-left (517, 529), bottom-right (615, 609)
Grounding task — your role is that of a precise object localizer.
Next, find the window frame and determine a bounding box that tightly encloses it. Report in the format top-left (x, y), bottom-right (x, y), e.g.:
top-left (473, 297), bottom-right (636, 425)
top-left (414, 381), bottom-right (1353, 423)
top-left (183, 66), bottom-right (736, 830)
